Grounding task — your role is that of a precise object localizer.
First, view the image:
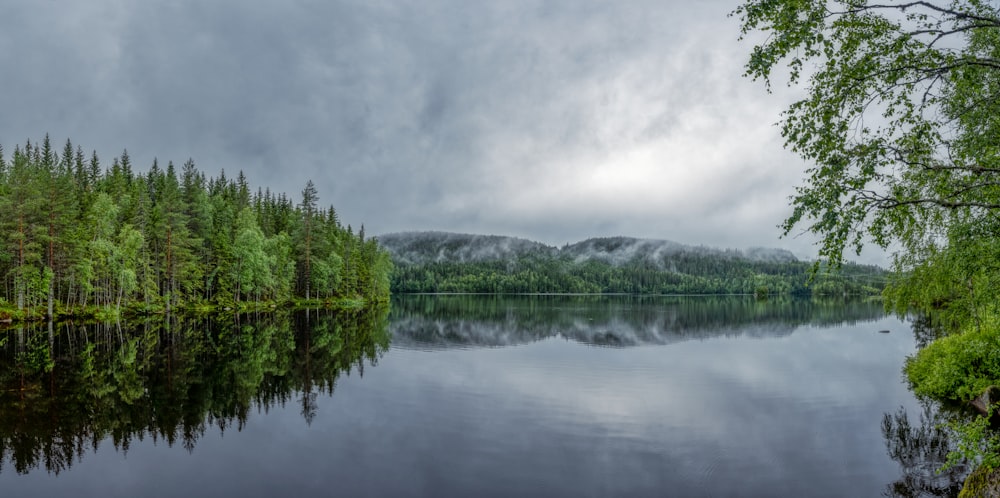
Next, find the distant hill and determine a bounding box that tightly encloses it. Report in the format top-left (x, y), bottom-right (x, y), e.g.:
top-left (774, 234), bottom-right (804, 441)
top-left (381, 232), bottom-right (800, 267)
top-left (379, 231), bottom-right (555, 264)
top-left (379, 231), bottom-right (886, 296)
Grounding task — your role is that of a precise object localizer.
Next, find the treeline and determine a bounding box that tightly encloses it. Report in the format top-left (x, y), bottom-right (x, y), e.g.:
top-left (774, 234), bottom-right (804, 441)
top-left (0, 308), bottom-right (389, 474)
top-left (391, 253), bottom-right (885, 296)
top-left (0, 136), bottom-right (392, 319)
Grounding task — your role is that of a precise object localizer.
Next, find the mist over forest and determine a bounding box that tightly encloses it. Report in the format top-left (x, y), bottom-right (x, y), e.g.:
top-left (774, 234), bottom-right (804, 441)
top-left (382, 231), bottom-right (800, 265)
top-left (379, 231), bottom-right (885, 296)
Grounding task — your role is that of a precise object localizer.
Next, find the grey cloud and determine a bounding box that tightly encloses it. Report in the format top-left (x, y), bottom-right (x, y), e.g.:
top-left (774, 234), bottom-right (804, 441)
top-left (0, 1), bottom-right (853, 262)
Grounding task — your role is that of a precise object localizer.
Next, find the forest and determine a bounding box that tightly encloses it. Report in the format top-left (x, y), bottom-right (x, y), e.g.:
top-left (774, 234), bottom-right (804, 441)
top-left (0, 136), bottom-right (392, 321)
top-left (382, 232), bottom-right (886, 296)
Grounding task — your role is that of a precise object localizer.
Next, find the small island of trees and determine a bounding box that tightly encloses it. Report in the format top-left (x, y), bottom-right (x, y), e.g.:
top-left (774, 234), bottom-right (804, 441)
top-left (0, 136), bottom-right (392, 321)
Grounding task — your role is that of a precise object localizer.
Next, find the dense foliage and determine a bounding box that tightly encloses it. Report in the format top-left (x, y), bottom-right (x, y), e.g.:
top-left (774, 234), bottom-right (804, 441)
top-left (734, 0), bottom-right (1000, 267)
top-left (906, 316), bottom-right (1000, 403)
top-left (383, 233), bottom-right (885, 296)
top-left (0, 136), bottom-right (392, 319)
top-left (734, 0), bottom-right (1000, 478)
top-left (0, 307), bottom-right (389, 474)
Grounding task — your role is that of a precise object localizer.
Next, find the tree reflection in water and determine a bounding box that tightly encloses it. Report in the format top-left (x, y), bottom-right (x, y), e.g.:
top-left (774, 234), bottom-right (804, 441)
top-left (882, 401), bottom-right (970, 497)
top-left (0, 307), bottom-right (389, 475)
top-left (881, 312), bottom-right (975, 498)
top-left (389, 294), bottom-right (888, 349)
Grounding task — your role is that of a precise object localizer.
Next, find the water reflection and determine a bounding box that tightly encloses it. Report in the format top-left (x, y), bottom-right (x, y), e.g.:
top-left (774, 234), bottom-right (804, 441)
top-left (390, 294), bottom-right (888, 349)
top-left (0, 296), bottom-right (940, 497)
top-left (0, 307), bottom-right (389, 475)
top-left (877, 314), bottom-right (974, 498)
top-left (908, 313), bottom-right (951, 350)
top-left (881, 402), bottom-right (970, 497)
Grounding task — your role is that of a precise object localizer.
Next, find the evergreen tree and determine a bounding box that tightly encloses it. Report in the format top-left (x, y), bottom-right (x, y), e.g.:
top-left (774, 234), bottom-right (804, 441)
top-left (298, 181), bottom-right (318, 299)
top-left (4, 146), bottom-right (44, 310)
top-left (0, 137), bottom-right (392, 316)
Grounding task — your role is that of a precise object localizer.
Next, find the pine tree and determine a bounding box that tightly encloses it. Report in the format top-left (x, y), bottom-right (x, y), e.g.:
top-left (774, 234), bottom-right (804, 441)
top-left (299, 180), bottom-right (318, 300)
top-left (40, 139), bottom-right (79, 316)
top-left (4, 145), bottom-right (44, 310)
top-left (0, 137), bottom-right (391, 313)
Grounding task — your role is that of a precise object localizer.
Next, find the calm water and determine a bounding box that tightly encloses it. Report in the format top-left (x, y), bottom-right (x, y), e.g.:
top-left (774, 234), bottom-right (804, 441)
top-left (0, 296), bottom-right (965, 497)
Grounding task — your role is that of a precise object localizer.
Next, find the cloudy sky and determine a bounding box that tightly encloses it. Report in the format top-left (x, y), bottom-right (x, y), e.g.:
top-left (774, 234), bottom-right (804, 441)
top-left (1, 0), bottom-right (856, 261)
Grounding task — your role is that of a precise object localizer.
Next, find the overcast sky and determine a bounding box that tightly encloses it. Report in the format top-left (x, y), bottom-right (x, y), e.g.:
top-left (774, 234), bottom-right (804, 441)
top-left (1, 0), bottom-right (870, 262)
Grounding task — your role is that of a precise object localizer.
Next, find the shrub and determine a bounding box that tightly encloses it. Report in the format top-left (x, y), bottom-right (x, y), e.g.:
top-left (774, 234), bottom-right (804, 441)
top-left (906, 319), bottom-right (1000, 402)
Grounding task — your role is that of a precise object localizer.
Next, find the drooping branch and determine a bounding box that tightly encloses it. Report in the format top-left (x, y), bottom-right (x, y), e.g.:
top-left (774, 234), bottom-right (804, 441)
top-left (852, 185), bottom-right (1000, 211)
top-left (842, 2), bottom-right (1000, 28)
top-left (737, 0), bottom-right (1000, 265)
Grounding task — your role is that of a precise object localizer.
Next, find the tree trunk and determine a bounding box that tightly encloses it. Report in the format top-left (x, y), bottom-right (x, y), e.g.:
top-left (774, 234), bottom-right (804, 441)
top-left (166, 227), bottom-right (172, 314)
top-left (17, 215), bottom-right (24, 310)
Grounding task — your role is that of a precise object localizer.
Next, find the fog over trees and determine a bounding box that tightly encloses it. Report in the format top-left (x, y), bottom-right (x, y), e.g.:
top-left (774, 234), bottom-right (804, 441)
top-left (380, 232), bottom-right (884, 296)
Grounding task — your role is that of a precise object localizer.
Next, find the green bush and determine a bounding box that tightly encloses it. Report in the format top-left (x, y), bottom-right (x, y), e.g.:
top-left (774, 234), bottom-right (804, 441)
top-left (946, 407), bottom-right (1000, 473)
top-left (906, 320), bottom-right (1000, 402)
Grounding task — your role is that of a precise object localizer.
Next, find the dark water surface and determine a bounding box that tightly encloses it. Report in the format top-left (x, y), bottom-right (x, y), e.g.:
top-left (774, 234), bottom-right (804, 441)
top-left (0, 296), bottom-right (959, 497)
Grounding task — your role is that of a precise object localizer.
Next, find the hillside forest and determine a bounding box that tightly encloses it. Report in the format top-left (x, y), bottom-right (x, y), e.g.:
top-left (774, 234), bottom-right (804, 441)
top-left (381, 232), bottom-right (885, 296)
top-left (0, 136), bottom-right (392, 320)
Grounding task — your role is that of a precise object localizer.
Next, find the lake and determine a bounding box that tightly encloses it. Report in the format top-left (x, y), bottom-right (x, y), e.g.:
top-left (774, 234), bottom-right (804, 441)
top-left (0, 295), bottom-right (966, 497)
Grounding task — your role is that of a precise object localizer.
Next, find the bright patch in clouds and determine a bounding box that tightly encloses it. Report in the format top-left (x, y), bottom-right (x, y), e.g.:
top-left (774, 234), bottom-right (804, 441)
top-left (0, 0), bottom-right (868, 262)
